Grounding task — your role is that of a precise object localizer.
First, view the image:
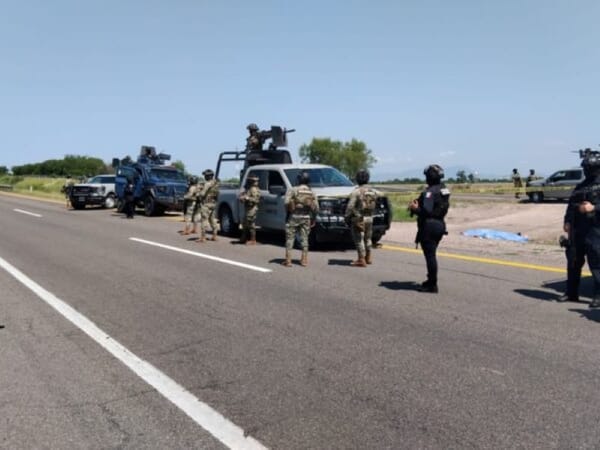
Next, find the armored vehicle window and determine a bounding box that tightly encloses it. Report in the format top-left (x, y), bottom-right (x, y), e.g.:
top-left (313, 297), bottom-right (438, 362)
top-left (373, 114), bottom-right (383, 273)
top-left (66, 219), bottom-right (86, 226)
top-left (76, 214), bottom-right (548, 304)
top-left (248, 170), bottom-right (268, 190)
top-left (149, 168), bottom-right (186, 182)
top-left (268, 170), bottom-right (285, 189)
top-left (284, 167), bottom-right (353, 187)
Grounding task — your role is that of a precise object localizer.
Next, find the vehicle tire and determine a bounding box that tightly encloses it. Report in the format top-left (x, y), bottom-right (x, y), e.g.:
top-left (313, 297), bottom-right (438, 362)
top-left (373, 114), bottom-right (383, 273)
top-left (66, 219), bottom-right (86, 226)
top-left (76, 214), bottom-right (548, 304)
top-left (530, 192), bottom-right (544, 203)
top-left (103, 193), bottom-right (116, 209)
top-left (144, 195), bottom-right (156, 216)
top-left (372, 232), bottom-right (383, 245)
top-left (218, 205), bottom-right (238, 237)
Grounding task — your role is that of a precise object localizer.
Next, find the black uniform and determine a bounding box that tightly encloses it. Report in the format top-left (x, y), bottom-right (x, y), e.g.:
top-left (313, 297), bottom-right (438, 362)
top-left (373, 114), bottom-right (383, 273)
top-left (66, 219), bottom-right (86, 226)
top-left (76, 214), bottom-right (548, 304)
top-left (124, 181), bottom-right (135, 218)
top-left (414, 182), bottom-right (450, 291)
top-left (562, 174), bottom-right (600, 306)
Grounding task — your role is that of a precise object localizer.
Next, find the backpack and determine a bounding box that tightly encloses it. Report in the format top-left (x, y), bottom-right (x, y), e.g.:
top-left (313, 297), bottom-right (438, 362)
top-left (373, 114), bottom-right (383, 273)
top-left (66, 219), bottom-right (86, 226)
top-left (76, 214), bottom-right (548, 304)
top-left (358, 187), bottom-right (377, 215)
top-left (293, 186), bottom-right (316, 214)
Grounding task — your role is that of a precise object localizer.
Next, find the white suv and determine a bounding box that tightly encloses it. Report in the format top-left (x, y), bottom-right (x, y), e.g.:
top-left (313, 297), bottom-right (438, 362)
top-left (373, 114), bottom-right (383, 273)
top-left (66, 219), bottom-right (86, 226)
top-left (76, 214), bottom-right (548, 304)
top-left (69, 174), bottom-right (117, 209)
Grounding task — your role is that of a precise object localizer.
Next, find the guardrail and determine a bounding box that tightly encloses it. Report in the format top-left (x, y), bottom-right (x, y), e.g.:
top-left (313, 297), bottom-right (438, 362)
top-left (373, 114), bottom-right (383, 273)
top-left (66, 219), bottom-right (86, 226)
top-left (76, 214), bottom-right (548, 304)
top-left (0, 184), bottom-right (13, 191)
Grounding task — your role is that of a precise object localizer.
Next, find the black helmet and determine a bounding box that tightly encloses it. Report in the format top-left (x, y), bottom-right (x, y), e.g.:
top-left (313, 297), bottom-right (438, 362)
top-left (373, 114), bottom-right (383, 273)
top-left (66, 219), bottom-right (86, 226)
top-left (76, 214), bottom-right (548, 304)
top-left (202, 169), bottom-right (214, 180)
top-left (297, 171), bottom-right (310, 185)
top-left (247, 174), bottom-right (259, 183)
top-left (247, 123), bottom-right (259, 132)
top-left (190, 176), bottom-right (199, 184)
top-left (581, 148), bottom-right (600, 178)
top-left (355, 169), bottom-right (370, 185)
top-left (424, 164), bottom-right (444, 184)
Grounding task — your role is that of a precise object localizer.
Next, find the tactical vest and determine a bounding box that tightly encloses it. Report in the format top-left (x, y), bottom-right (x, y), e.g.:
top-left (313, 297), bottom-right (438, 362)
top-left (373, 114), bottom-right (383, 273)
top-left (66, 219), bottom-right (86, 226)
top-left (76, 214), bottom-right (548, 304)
top-left (204, 180), bottom-right (219, 204)
top-left (292, 185), bottom-right (315, 215)
top-left (357, 187), bottom-right (377, 216)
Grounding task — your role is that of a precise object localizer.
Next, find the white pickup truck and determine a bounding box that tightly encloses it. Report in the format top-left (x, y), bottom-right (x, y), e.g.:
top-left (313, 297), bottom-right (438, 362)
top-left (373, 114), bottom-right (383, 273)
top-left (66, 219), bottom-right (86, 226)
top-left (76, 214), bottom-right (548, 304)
top-left (216, 161), bottom-right (392, 246)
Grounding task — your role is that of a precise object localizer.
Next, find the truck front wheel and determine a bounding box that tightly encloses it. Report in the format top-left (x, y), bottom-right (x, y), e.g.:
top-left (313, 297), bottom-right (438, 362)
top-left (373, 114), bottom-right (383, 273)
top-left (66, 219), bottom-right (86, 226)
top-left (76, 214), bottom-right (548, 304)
top-left (219, 206), bottom-right (238, 237)
top-left (144, 195), bottom-right (156, 216)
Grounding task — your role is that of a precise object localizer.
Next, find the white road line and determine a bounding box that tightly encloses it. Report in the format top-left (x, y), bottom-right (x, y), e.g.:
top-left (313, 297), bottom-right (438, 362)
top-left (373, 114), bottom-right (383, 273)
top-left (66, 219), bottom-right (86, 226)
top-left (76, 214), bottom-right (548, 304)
top-left (14, 208), bottom-right (42, 218)
top-left (130, 237), bottom-right (272, 273)
top-left (0, 255), bottom-right (266, 450)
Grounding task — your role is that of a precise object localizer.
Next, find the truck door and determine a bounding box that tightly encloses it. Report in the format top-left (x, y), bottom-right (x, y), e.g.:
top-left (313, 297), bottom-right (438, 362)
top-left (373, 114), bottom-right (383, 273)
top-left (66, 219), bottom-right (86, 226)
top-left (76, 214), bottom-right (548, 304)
top-left (261, 170), bottom-right (287, 231)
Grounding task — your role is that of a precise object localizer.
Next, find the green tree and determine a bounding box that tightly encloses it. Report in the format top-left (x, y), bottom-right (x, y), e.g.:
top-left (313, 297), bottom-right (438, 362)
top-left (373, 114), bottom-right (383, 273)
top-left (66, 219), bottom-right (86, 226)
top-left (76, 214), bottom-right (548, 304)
top-left (298, 138), bottom-right (376, 179)
top-left (172, 160), bottom-right (186, 174)
top-left (456, 170), bottom-right (467, 183)
top-left (467, 173), bottom-right (475, 183)
top-left (0, 166), bottom-right (8, 175)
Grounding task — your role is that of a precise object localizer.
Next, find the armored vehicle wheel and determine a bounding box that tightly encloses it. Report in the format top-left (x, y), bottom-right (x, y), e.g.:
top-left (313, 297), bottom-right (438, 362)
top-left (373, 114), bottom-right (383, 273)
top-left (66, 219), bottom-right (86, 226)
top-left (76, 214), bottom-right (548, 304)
top-left (144, 195), bottom-right (156, 216)
top-left (529, 192), bottom-right (544, 203)
top-left (218, 205), bottom-right (238, 237)
top-left (103, 194), bottom-right (116, 209)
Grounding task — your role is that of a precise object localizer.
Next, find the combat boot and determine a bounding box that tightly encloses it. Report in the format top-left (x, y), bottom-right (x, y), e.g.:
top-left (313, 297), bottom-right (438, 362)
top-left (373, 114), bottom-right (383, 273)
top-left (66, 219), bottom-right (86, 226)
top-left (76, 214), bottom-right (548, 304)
top-left (246, 230), bottom-right (257, 245)
top-left (300, 251), bottom-right (308, 267)
top-left (190, 225), bottom-right (198, 234)
top-left (282, 251), bottom-right (292, 267)
top-left (210, 233), bottom-right (218, 241)
top-left (350, 257), bottom-right (367, 267)
top-left (239, 230), bottom-right (247, 244)
top-left (557, 293), bottom-right (579, 303)
top-left (180, 224), bottom-right (190, 235)
top-left (197, 235), bottom-right (206, 243)
top-left (417, 281), bottom-right (438, 293)
top-left (589, 297), bottom-right (600, 308)
top-left (365, 251), bottom-right (373, 265)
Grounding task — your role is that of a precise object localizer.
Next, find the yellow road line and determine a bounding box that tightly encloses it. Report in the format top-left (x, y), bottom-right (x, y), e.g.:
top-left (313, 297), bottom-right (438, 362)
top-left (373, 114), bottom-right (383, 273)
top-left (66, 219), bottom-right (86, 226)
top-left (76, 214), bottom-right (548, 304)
top-left (381, 243), bottom-right (591, 275)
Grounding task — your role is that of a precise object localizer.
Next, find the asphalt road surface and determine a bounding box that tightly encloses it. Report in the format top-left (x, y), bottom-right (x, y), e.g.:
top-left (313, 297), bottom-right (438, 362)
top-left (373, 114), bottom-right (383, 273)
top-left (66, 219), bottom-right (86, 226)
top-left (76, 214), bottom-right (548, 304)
top-left (2, 195), bottom-right (600, 449)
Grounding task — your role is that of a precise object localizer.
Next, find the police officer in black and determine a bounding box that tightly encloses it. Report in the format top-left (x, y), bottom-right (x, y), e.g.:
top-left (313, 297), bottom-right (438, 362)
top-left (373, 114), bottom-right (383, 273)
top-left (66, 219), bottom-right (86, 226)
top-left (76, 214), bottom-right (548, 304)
top-left (123, 177), bottom-right (135, 219)
top-left (559, 148), bottom-right (600, 307)
top-left (408, 164), bottom-right (450, 293)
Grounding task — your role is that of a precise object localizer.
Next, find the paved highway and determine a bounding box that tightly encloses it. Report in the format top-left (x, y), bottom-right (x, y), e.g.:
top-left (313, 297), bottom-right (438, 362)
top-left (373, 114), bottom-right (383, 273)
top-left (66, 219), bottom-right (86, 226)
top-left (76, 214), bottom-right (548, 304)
top-left (1, 194), bottom-right (600, 449)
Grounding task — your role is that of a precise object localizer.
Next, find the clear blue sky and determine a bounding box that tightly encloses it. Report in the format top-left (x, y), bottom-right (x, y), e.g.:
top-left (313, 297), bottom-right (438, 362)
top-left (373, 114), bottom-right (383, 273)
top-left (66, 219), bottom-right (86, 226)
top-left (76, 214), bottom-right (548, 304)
top-left (1, 0), bottom-right (598, 179)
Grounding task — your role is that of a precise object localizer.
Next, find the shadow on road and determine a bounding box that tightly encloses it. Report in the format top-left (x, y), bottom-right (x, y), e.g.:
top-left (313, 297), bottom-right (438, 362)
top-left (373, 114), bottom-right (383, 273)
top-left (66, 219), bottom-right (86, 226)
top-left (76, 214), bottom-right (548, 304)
top-left (379, 281), bottom-right (420, 291)
top-left (513, 289), bottom-right (559, 302)
top-left (568, 309), bottom-right (600, 323)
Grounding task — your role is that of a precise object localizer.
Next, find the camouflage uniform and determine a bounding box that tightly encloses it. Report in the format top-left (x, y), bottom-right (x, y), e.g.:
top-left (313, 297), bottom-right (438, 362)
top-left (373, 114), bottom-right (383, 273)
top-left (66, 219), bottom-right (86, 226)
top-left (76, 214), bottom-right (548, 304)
top-left (182, 180), bottom-right (200, 235)
top-left (239, 177), bottom-right (261, 244)
top-left (198, 175), bottom-right (219, 241)
top-left (512, 169), bottom-right (522, 199)
top-left (245, 123), bottom-right (262, 153)
top-left (283, 183), bottom-right (318, 266)
top-left (61, 177), bottom-right (75, 208)
top-left (345, 184), bottom-right (380, 266)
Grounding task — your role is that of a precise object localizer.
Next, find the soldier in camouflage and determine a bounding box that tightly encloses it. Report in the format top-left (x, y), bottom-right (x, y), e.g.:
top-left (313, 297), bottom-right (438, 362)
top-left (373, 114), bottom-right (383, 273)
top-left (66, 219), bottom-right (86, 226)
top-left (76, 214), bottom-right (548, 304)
top-left (345, 169), bottom-right (381, 267)
top-left (245, 123), bottom-right (262, 153)
top-left (283, 171), bottom-right (318, 267)
top-left (238, 174), bottom-right (261, 244)
top-left (197, 169), bottom-right (220, 242)
top-left (180, 176), bottom-right (200, 235)
top-left (61, 175), bottom-right (75, 209)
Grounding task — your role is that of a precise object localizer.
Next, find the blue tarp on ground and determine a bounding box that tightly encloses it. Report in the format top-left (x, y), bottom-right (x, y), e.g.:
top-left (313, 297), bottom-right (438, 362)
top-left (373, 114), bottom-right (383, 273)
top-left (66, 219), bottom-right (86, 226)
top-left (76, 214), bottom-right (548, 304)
top-left (462, 228), bottom-right (528, 243)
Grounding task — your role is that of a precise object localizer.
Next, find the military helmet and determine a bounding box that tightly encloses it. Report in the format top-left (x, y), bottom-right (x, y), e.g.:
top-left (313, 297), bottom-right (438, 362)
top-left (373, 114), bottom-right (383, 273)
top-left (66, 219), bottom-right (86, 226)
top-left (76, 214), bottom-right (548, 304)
top-left (297, 171), bottom-right (311, 185)
top-left (424, 164), bottom-right (444, 183)
top-left (355, 169), bottom-right (370, 185)
top-left (189, 176), bottom-right (199, 184)
top-left (247, 174), bottom-right (259, 183)
top-left (247, 123), bottom-right (259, 132)
top-left (202, 169), bottom-right (214, 180)
top-left (581, 148), bottom-right (600, 178)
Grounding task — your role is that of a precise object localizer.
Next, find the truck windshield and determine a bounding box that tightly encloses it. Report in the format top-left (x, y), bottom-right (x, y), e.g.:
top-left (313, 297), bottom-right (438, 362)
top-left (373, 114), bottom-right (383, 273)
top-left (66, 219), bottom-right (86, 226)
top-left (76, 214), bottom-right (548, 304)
top-left (284, 168), bottom-right (353, 187)
top-left (150, 168), bottom-right (186, 182)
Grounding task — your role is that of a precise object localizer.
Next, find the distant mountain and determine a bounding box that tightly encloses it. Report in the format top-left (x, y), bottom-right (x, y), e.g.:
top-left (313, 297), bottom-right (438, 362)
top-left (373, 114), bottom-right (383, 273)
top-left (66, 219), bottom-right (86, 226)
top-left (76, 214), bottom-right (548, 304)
top-left (371, 165), bottom-right (507, 181)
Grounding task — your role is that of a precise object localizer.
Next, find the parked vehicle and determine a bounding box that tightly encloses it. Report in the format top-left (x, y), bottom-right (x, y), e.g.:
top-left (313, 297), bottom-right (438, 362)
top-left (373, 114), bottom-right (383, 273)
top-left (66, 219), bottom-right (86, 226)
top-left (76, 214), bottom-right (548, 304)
top-left (112, 146), bottom-right (188, 216)
top-left (215, 126), bottom-right (392, 246)
top-left (526, 168), bottom-right (584, 202)
top-left (69, 174), bottom-right (117, 209)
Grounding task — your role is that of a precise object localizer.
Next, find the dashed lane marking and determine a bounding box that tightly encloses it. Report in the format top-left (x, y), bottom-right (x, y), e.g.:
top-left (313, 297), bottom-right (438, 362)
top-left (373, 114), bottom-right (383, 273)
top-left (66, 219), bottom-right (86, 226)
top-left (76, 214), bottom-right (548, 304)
top-left (130, 237), bottom-right (272, 273)
top-left (0, 255), bottom-right (266, 450)
top-left (381, 243), bottom-right (589, 275)
top-left (14, 208), bottom-right (42, 218)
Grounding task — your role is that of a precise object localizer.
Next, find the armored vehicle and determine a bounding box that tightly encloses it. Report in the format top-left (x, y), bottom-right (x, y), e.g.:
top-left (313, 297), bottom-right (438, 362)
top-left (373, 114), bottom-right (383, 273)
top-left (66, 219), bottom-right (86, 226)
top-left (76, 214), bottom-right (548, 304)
top-left (112, 146), bottom-right (188, 216)
top-left (216, 126), bottom-right (392, 246)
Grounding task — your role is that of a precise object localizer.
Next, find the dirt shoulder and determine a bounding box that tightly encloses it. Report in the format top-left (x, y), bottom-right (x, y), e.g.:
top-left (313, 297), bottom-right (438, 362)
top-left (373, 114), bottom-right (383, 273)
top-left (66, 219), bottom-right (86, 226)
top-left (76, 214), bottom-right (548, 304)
top-left (382, 201), bottom-right (567, 268)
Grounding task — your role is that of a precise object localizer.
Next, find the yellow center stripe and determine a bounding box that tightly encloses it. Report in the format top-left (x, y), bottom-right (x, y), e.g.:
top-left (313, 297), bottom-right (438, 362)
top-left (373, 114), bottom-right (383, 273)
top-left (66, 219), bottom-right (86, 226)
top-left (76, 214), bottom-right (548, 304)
top-left (381, 244), bottom-right (591, 275)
